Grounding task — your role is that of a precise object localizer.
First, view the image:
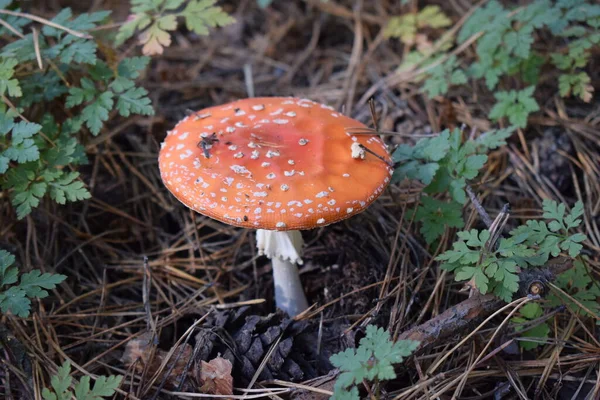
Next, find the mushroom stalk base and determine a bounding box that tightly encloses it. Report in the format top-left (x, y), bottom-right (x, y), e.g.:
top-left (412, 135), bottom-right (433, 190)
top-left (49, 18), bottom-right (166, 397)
top-left (272, 257), bottom-right (309, 317)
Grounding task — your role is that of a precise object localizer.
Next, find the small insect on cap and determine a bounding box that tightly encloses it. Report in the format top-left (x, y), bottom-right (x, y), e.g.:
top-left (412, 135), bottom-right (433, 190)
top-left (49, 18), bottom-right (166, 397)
top-left (159, 97), bottom-right (393, 231)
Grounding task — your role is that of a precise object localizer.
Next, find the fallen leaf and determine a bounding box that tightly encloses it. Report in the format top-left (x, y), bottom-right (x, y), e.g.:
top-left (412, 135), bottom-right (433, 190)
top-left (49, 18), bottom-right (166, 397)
top-left (199, 357), bottom-right (233, 396)
top-left (122, 331), bottom-right (193, 388)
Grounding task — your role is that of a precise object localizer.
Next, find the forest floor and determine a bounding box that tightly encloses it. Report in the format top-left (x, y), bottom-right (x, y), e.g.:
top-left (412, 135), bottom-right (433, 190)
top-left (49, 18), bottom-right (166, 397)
top-left (1, 1), bottom-right (600, 399)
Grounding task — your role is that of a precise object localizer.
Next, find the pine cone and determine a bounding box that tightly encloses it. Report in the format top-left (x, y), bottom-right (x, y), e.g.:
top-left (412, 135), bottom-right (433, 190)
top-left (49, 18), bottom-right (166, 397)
top-left (195, 307), bottom-right (331, 385)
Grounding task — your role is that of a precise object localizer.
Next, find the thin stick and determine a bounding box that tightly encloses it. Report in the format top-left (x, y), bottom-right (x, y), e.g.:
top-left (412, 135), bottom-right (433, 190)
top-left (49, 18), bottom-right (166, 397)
top-left (142, 257), bottom-right (156, 333)
top-left (368, 97), bottom-right (379, 133)
top-left (466, 184), bottom-right (493, 228)
top-left (358, 144), bottom-right (394, 167)
top-left (32, 27), bottom-right (43, 69)
top-left (427, 295), bottom-right (533, 375)
top-left (243, 63), bottom-right (254, 98)
top-left (0, 9), bottom-right (92, 39)
top-left (548, 282), bottom-right (600, 320)
top-left (346, 127), bottom-right (437, 137)
top-left (0, 18), bottom-right (24, 38)
top-left (486, 204), bottom-right (510, 250)
top-left (452, 295), bottom-right (536, 399)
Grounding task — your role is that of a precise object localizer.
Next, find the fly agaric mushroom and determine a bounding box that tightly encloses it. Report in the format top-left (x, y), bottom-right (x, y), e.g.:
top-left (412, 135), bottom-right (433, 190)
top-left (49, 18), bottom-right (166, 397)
top-left (159, 97), bottom-right (393, 316)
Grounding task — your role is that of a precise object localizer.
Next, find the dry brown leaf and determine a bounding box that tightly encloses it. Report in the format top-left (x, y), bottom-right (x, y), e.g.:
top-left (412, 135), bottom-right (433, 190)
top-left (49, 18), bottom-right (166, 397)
top-left (581, 83), bottom-right (593, 103)
top-left (139, 25), bottom-right (172, 56)
top-left (121, 332), bottom-right (157, 370)
top-left (199, 357), bottom-right (233, 396)
top-left (122, 331), bottom-right (193, 388)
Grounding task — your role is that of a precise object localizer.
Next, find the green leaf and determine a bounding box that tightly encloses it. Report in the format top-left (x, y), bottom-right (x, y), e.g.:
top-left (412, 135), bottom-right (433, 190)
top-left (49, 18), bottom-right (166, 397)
top-left (12, 181), bottom-right (48, 220)
top-left (514, 302), bottom-right (550, 350)
top-left (0, 248), bottom-right (65, 318)
top-left (81, 92), bottom-right (114, 135)
top-left (43, 8), bottom-right (110, 37)
top-left (504, 24), bottom-right (535, 58)
top-left (330, 348), bottom-right (360, 373)
top-left (0, 155), bottom-right (8, 174)
top-left (564, 201), bottom-right (584, 229)
top-left (497, 264), bottom-right (520, 297)
top-left (45, 361), bottom-right (72, 400)
top-left (461, 154), bottom-right (487, 179)
top-left (449, 178), bottom-right (467, 204)
top-left (391, 131), bottom-right (455, 186)
top-left (543, 198), bottom-right (566, 222)
top-left (0, 110), bottom-right (15, 135)
top-left (115, 14), bottom-right (152, 46)
top-left (0, 58), bottom-right (22, 97)
top-left (3, 140), bottom-right (39, 164)
top-left (48, 172), bottom-right (91, 204)
top-left (12, 121), bottom-right (42, 143)
top-left (475, 127), bottom-right (515, 150)
top-left (418, 5), bottom-right (452, 28)
top-left (0, 4), bottom-right (29, 37)
top-left (41, 389), bottom-right (58, 400)
top-left (66, 78), bottom-right (98, 107)
top-left (458, 1), bottom-right (509, 43)
top-left (438, 229), bottom-right (488, 263)
top-left (60, 40), bottom-right (98, 65)
top-left (518, 322), bottom-right (550, 350)
top-left (331, 387), bottom-right (360, 400)
top-left (442, 199), bottom-right (589, 304)
top-left (182, 0), bottom-right (236, 36)
top-left (520, 302), bottom-right (543, 319)
top-left (0, 286), bottom-right (30, 317)
top-left (384, 15), bottom-right (417, 42)
top-left (439, 226), bottom-right (528, 301)
top-left (473, 269), bottom-right (489, 293)
top-left (556, 259), bottom-right (591, 290)
top-left (0, 250), bottom-right (18, 287)
top-left (45, 137), bottom-right (78, 167)
top-left (115, 87), bottom-right (154, 117)
top-left (329, 325), bottom-right (419, 398)
top-left (74, 375), bottom-right (123, 400)
top-left (19, 71), bottom-right (69, 107)
top-left (19, 270), bottom-right (67, 299)
top-left (423, 56), bottom-right (466, 97)
top-left (123, 0), bottom-right (234, 55)
top-left (417, 131), bottom-right (451, 161)
top-left (489, 87), bottom-right (539, 128)
top-left (117, 56), bottom-right (150, 80)
top-left (386, 5), bottom-right (450, 44)
top-left (392, 161), bottom-right (439, 185)
top-left (550, 258), bottom-right (600, 317)
top-left (561, 238), bottom-right (583, 258)
top-left (43, 360), bottom-right (122, 400)
top-left (455, 266), bottom-right (477, 281)
top-left (450, 69), bottom-right (467, 85)
top-left (516, 53), bottom-right (545, 84)
top-left (1, 121), bottom-right (42, 164)
top-left (559, 72), bottom-right (593, 102)
top-left (414, 197), bottom-right (464, 244)
top-left (392, 131), bottom-right (450, 163)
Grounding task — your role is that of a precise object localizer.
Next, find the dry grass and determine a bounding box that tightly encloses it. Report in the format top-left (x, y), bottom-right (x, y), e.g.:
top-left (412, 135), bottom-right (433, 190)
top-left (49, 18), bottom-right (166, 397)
top-left (1, 1), bottom-right (599, 399)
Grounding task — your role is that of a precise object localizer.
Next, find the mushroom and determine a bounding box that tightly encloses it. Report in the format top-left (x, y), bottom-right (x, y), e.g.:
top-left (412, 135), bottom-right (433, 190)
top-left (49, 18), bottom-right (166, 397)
top-left (158, 97), bottom-right (393, 316)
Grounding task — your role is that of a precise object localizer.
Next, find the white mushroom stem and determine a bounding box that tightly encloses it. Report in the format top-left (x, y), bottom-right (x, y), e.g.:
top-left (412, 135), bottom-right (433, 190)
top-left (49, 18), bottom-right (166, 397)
top-left (256, 229), bottom-right (309, 316)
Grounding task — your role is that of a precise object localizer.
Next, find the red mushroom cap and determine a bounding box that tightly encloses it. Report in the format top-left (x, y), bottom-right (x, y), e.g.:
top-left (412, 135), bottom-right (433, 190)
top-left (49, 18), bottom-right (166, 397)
top-left (159, 97), bottom-right (393, 230)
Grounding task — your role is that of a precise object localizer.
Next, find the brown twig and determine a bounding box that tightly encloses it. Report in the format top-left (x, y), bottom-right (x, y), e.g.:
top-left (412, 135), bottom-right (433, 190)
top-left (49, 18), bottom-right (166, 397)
top-left (0, 9), bottom-right (92, 38)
